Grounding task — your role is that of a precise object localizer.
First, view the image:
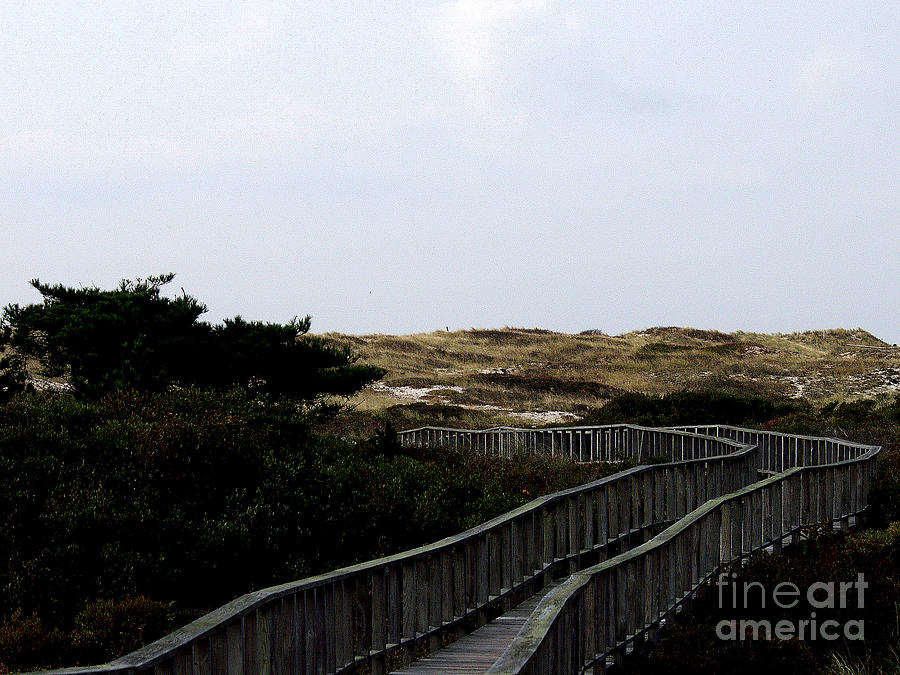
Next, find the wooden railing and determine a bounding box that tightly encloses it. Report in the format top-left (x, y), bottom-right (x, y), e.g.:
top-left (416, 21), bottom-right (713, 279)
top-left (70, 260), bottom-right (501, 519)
top-left (674, 424), bottom-right (871, 472)
top-left (37, 426), bottom-right (753, 675)
top-left (399, 424), bottom-right (741, 464)
top-left (486, 430), bottom-right (880, 675)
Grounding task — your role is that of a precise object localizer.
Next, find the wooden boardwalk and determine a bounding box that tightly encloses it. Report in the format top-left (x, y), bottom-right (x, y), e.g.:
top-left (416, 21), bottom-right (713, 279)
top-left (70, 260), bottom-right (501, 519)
top-left (37, 425), bottom-right (880, 675)
top-left (391, 582), bottom-right (563, 675)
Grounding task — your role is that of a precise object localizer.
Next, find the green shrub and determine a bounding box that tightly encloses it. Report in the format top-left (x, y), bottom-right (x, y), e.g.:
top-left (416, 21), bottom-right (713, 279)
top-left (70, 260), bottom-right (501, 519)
top-left (629, 524), bottom-right (900, 673)
top-left (635, 342), bottom-right (692, 358)
top-left (580, 389), bottom-right (806, 427)
top-left (628, 622), bottom-right (818, 675)
top-left (69, 597), bottom-right (174, 664)
top-left (0, 388), bottom-right (631, 670)
top-left (868, 453), bottom-right (900, 526)
top-left (0, 610), bottom-right (64, 673)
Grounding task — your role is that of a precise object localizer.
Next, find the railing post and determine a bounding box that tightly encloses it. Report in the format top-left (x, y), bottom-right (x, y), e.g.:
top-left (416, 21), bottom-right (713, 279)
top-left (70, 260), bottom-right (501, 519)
top-left (598, 487), bottom-right (609, 552)
top-left (402, 559), bottom-right (416, 665)
top-left (772, 480), bottom-right (783, 554)
top-left (415, 558), bottom-right (428, 645)
top-left (568, 495), bottom-right (580, 572)
top-left (428, 554), bottom-right (442, 651)
top-left (720, 499), bottom-right (732, 562)
top-left (371, 570), bottom-right (386, 675)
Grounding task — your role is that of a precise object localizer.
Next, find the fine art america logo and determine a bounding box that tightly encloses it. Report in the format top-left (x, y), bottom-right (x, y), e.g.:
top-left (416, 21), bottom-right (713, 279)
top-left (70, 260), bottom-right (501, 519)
top-left (715, 572), bottom-right (867, 641)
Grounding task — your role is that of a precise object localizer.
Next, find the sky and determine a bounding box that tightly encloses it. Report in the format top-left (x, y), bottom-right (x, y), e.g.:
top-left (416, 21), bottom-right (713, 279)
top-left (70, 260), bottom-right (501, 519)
top-left (1, 1), bottom-right (898, 343)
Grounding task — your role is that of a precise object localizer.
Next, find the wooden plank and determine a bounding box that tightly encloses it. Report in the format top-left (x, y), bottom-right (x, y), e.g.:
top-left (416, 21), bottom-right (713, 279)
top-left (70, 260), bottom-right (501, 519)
top-left (642, 472), bottom-right (653, 528)
top-left (428, 554), bottom-right (442, 649)
top-left (274, 597), bottom-right (293, 675)
top-left (686, 465), bottom-right (696, 513)
top-left (607, 485), bottom-right (618, 541)
top-left (441, 548), bottom-right (453, 623)
top-left (568, 496), bottom-right (579, 563)
top-left (621, 479), bottom-right (631, 536)
top-left (210, 629), bottom-right (227, 675)
top-left (243, 611), bottom-right (258, 675)
top-left (340, 581), bottom-right (355, 667)
top-left (402, 560), bottom-right (416, 665)
top-left (415, 558), bottom-right (428, 634)
top-left (293, 594), bottom-right (305, 675)
top-left (390, 582), bottom-right (563, 674)
top-left (226, 618), bottom-right (243, 675)
top-left (193, 641), bottom-right (210, 675)
top-left (511, 518), bottom-right (524, 584)
top-left (584, 492), bottom-right (594, 551)
top-left (654, 471), bottom-right (664, 523)
top-left (555, 500), bottom-right (567, 560)
top-left (388, 564), bottom-right (403, 644)
top-left (597, 488), bottom-right (609, 548)
top-left (372, 569), bottom-right (386, 653)
top-left (501, 523), bottom-right (513, 592)
top-left (489, 531), bottom-right (502, 596)
top-left (523, 512), bottom-right (536, 576)
top-left (476, 537), bottom-right (489, 604)
top-left (323, 583), bottom-right (336, 674)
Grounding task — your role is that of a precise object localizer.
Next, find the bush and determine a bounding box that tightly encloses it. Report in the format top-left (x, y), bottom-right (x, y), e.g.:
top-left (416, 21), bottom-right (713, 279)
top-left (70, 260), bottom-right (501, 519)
top-left (627, 524), bottom-right (900, 673)
top-left (0, 387), bottom-right (628, 670)
top-left (0, 610), bottom-right (64, 673)
top-left (0, 387), bottom-right (335, 637)
top-left (70, 597), bottom-right (174, 664)
top-left (580, 389), bottom-right (807, 427)
top-left (869, 452), bottom-right (900, 527)
top-left (627, 622), bottom-right (818, 675)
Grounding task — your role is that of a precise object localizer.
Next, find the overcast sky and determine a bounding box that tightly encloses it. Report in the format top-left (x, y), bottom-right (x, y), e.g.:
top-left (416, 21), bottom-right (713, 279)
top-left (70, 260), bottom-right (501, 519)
top-left (1, 1), bottom-right (898, 343)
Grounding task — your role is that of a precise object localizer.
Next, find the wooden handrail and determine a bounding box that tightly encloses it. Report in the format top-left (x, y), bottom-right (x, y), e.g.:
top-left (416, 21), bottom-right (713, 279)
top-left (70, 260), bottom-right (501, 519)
top-left (33, 426), bottom-right (878, 675)
top-left (487, 431), bottom-right (880, 674)
top-left (35, 425), bottom-right (751, 675)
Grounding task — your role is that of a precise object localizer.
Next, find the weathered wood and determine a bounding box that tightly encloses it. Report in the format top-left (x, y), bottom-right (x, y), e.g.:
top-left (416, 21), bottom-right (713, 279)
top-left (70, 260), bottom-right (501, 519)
top-left (273, 597), bottom-right (291, 675)
top-left (401, 560), bottom-right (416, 665)
top-left (372, 569), bottom-right (386, 655)
top-left (41, 425), bottom-right (878, 675)
top-left (210, 629), bottom-right (226, 675)
top-left (583, 493), bottom-right (594, 552)
top-left (555, 501), bottom-right (567, 561)
top-left (243, 611), bottom-right (257, 675)
top-left (415, 558), bottom-right (428, 635)
top-left (428, 554), bottom-right (442, 650)
top-left (192, 639), bottom-right (210, 675)
top-left (226, 621), bottom-right (242, 675)
top-left (487, 435), bottom-right (879, 675)
top-left (388, 564), bottom-right (403, 645)
top-left (567, 496), bottom-right (579, 569)
top-left (597, 488), bottom-right (609, 548)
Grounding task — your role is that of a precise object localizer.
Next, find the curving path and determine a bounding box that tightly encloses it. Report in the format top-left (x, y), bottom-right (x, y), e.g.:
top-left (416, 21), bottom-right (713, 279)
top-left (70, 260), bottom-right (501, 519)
top-left (35, 424), bottom-right (879, 675)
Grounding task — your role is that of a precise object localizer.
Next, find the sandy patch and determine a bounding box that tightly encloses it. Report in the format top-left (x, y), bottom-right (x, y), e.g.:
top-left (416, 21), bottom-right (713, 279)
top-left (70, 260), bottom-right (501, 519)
top-left (370, 382), bottom-right (464, 402)
top-left (459, 403), bottom-right (578, 424)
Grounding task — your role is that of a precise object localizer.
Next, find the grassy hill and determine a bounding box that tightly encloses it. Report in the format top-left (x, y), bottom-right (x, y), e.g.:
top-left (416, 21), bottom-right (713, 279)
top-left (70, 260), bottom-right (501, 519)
top-left (321, 327), bottom-right (899, 432)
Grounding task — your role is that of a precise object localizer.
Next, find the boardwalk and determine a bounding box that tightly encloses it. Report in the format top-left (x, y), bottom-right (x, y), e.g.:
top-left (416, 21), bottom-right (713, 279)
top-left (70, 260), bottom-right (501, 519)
top-left (37, 424), bottom-right (880, 675)
top-left (391, 582), bottom-right (563, 675)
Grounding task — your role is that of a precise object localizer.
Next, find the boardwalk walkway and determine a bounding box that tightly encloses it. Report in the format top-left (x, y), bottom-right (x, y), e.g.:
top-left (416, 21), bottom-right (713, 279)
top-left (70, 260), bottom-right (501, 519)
top-left (391, 582), bottom-right (563, 675)
top-left (38, 424), bottom-right (880, 675)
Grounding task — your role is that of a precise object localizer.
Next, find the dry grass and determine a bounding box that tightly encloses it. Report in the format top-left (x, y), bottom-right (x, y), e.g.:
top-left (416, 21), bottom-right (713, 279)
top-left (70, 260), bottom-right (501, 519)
top-left (9, 325), bottom-right (896, 430)
top-left (320, 327), bottom-right (899, 427)
top-left (823, 647), bottom-right (900, 675)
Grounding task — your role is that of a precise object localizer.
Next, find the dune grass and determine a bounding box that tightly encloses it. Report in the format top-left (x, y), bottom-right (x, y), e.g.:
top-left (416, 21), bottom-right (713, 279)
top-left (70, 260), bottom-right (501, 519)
top-left (320, 327), bottom-right (898, 431)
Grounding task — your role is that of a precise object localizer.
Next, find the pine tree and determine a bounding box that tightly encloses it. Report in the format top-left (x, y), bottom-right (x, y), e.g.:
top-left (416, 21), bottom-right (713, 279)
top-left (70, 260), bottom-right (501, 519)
top-left (0, 275), bottom-right (384, 405)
